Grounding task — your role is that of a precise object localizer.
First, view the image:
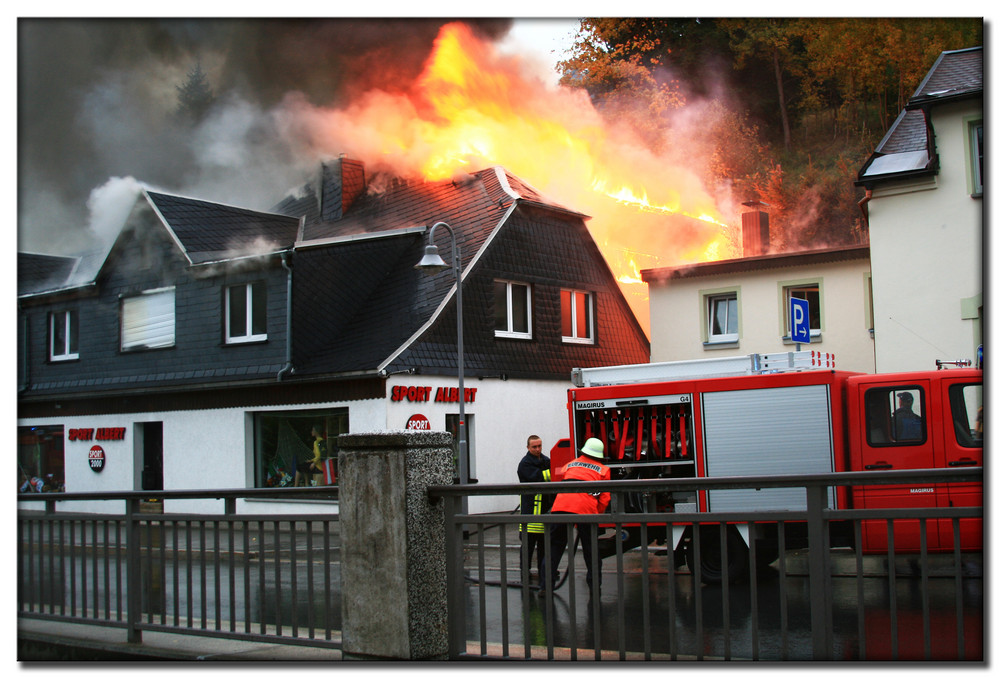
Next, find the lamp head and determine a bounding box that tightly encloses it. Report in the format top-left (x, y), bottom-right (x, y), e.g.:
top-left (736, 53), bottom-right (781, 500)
top-left (415, 244), bottom-right (449, 273)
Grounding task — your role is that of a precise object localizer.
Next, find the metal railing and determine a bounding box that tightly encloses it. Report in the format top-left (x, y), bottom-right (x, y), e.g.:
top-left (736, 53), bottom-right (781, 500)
top-left (18, 470), bottom-right (984, 661)
top-left (17, 488), bottom-right (342, 652)
top-left (430, 468), bottom-right (983, 661)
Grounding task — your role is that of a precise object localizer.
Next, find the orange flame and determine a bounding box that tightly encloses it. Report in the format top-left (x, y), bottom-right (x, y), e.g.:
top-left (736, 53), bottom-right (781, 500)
top-left (314, 22), bottom-right (739, 334)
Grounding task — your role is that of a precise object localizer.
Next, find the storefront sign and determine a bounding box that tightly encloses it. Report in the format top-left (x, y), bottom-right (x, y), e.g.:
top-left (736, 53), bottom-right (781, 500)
top-left (390, 385), bottom-right (477, 403)
top-left (88, 445), bottom-right (106, 472)
top-left (406, 414), bottom-right (431, 431)
top-left (69, 427), bottom-right (126, 442)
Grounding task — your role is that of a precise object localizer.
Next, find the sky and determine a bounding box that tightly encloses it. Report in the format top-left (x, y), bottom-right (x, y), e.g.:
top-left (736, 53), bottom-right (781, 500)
top-left (500, 18), bottom-right (581, 86)
top-left (12, 16), bottom-right (586, 259)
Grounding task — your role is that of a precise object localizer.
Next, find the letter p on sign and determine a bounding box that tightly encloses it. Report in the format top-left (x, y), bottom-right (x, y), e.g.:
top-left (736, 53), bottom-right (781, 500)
top-left (790, 297), bottom-right (811, 344)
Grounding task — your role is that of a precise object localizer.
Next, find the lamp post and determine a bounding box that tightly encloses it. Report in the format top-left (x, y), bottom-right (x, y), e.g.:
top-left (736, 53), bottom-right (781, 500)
top-left (415, 222), bottom-right (468, 489)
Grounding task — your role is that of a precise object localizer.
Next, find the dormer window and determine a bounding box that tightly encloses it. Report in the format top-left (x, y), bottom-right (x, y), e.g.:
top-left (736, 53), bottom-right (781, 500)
top-left (494, 280), bottom-right (532, 339)
top-left (49, 310), bottom-right (79, 361)
top-left (561, 289), bottom-right (594, 344)
top-left (225, 282), bottom-right (267, 344)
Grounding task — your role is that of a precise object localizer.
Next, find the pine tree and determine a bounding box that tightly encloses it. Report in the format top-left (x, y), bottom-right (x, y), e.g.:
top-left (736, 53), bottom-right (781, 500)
top-left (176, 61), bottom-right (215, 124)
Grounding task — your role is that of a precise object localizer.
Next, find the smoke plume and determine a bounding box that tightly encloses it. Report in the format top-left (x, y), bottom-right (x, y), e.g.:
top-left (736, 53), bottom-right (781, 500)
top-left (17, 18), bottom-right (513, 255)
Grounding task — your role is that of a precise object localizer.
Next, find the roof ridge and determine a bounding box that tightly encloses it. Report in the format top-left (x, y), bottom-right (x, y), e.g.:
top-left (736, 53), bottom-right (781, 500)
top-left (146, 188), bottom-right (299, 221)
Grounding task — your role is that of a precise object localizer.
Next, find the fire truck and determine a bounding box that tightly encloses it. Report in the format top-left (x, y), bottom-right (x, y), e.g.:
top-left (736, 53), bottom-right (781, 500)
top-left (551, 352), bottom-right (983, 582)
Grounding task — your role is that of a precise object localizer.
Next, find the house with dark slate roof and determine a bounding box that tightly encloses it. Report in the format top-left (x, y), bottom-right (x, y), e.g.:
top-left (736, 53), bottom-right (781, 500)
top-left (17, 158), bottom-right (649, 513)
top-left (856, 46), bottom-right (982, 373)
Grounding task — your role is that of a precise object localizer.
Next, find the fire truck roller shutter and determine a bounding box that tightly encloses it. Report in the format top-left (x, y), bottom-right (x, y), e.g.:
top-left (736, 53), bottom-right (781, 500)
top-left (677, 384), bottom-right (834, 584)
top-left (701, 384), bottom-right (836, 514)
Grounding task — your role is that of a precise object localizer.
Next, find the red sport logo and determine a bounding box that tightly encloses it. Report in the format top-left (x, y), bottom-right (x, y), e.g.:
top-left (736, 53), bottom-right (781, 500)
top-left (88, 445), bottom-right (106, 472)
top-left (406, 414), bottom-right (431, 431)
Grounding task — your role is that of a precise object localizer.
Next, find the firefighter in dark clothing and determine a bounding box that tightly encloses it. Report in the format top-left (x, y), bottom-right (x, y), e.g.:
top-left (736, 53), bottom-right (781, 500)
top-left (544, 437), bottom-right (611, 597)
top-left (517, 435), bottom-right (552, 586)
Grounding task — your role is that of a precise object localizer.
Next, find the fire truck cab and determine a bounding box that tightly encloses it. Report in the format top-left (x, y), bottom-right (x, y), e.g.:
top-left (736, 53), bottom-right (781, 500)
top-left (554, 352), bottom-right (983, 582)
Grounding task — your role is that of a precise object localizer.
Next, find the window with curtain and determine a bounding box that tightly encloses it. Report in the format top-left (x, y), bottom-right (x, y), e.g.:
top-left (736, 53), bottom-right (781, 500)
top-left (561, 288), bottom-right (594, 344)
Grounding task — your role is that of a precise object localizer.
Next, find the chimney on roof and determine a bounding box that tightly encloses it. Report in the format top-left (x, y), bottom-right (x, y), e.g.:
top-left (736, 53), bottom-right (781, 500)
top-left (321, 156), bottom-right (366, 222)
top-left (741, 200), bottom-right (770, 257)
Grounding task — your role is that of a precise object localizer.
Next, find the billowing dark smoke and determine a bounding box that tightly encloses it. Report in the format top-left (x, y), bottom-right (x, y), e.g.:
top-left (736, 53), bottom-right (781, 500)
top-left (17, 18), bottom-right (513, 254)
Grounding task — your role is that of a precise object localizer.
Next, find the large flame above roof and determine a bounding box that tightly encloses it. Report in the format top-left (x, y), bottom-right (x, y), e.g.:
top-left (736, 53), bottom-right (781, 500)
top-left (322, 22), bottom-right (738, 334)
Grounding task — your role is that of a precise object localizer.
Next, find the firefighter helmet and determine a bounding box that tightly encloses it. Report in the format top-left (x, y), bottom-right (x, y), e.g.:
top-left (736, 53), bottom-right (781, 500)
top-left (580, 437), bottom-right (605, 459)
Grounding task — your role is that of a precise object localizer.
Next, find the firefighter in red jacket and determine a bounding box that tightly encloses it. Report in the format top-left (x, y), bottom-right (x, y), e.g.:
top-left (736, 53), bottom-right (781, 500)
top-left (542, 437), bottom-right (611, 597)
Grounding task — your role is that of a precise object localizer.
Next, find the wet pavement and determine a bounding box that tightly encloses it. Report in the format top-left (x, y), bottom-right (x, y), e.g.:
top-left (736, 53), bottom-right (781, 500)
top-left (460, 523), bottom-right (984, 660)
top-left (18, 518), bottom-right (984, 661)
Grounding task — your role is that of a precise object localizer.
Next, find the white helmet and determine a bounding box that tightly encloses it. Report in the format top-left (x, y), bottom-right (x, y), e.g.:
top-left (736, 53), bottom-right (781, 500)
top-left (580, 437), bottom-right (605, 459)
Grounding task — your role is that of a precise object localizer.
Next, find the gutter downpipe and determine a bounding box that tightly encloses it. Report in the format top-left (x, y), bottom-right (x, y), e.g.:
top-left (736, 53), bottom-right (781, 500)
top-left (277, 250), bottom-right (294, 381)
top-left (18, 300), bottom-right (29, 394)
top-left (857, 188), bottom-right (872, 230)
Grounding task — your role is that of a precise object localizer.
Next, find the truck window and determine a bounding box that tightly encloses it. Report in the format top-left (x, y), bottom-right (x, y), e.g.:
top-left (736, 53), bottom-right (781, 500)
top-left (865, 386), bottom-right (926, 445)
top-left (949, 383), bottom-right (983, 448)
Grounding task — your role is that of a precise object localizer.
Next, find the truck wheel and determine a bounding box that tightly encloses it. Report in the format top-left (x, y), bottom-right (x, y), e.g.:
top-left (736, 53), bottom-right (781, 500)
top-left (753, 539), bottom-right (780, 569)
top-left (697, 525), bottom-right (749, 584)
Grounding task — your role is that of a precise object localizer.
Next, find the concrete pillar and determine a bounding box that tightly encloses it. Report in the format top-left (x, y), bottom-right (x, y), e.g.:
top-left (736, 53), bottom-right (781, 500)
top-left (337, 430), bottom-right (453, 660)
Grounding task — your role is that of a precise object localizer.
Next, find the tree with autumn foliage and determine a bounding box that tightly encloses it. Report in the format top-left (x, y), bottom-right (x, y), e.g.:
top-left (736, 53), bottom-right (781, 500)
top-left (557, 17), bottom-right (982, 253)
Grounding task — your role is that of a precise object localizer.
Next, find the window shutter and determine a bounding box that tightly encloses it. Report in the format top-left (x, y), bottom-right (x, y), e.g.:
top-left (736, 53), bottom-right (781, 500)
top-left (122, 288), bottom-right (175, 349)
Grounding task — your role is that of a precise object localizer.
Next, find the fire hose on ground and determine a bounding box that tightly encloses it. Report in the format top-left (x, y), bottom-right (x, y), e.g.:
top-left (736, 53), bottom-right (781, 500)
top-left (461, 507), bottom-right (577, 592)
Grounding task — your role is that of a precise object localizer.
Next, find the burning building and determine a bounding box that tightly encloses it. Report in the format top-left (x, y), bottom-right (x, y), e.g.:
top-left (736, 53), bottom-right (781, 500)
top-left (17, 157), bottom-right (649, 514)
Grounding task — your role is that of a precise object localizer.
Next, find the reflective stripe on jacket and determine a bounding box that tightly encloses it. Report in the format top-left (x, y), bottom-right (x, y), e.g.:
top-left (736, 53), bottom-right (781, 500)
top-left (517, 452), bottom-right (551, 533)
top-left (550, 455), bottom-right (611, 515)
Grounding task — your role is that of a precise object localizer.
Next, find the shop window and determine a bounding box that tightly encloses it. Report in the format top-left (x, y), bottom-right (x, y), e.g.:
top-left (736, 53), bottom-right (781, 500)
top-left (561, 289), bottom-right (594, 344)
top-left (783, 283), bottom-right (821, 340)
top-left (494, 280), bottom-right (532, 339)
top-left (225, 282), bottom-right (267, 344)
top-left (706, 292), bottom-right (738, 344)
top-left (121, 287), bottom-right (175, 351)
top-left (253, 409), bottom-right (348, 489)
top-left (18, 425), bottom-right (65, 493)
top-left (49, 309), bottom-right (79, 361)
top-left (865, 386), bottom-right (926, 446)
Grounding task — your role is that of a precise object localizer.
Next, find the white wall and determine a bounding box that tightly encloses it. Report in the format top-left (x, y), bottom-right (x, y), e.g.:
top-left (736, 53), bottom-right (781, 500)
top-left (867, 100), bottom-right (983, 373)
top-left (19, 376), bottom-right (575, 517)
top-left (384, 375), bottom-right (574, 514)
top-left (647, 256), bottom-right (875, 374)
top-left (28, 413), bottom-right (132, 514)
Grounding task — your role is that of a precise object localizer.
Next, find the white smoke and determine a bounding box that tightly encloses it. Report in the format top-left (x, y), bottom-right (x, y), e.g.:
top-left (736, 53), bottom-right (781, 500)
top-left (86, 176), bottom-right (146, 248)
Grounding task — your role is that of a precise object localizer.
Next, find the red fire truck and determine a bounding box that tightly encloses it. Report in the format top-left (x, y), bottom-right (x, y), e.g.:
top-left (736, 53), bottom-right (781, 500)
top-left (551, 352), bottom-right (983, 582)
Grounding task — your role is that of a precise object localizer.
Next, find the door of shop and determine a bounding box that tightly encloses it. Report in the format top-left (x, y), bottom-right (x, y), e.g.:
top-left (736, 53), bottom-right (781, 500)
top-left (136, 421), bottom-right (163, 491)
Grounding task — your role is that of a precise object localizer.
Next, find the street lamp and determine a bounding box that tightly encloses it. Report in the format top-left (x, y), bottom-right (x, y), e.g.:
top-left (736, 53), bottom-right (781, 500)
top-left (415, 222), bottom-right (468, 488)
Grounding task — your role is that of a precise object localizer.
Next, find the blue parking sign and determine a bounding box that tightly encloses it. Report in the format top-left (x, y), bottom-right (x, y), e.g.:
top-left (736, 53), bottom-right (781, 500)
top-left (790, 297), bottom-right (811, 344)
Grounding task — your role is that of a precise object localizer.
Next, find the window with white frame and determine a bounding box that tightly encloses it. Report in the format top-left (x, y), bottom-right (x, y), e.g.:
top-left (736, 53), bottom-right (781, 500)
top-left (969, 120), bottom-right (983, 196)
top-left (706, 292), bottom-right (738, 344)
top-left (121, 287), bottom-right (175, 351)
top-left (49, 310), bottom-right (79, 361)
top-left (783, 283), bottom-right (821, 339)
top-left (561, 288), bottom-right (594, 344)
top-left (494, 280), bottom-right (532, 339)
top-left (226, 281), bottom-right (267, 343)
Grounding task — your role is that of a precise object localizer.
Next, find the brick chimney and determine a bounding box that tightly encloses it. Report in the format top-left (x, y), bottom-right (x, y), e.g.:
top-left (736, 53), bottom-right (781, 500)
top-left (741, 200), bottom-right (770, 257)
top-left (321, 156), bottom-right (366, 221)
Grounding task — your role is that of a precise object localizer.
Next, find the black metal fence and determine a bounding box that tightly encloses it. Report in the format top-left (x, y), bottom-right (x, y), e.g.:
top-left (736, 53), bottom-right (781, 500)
top-left (17, 488), bottom-right (342, 651)
top-left (430, 468), bottom-right (983, 661)
top-left (18, 470), bottom-right (983, 661)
